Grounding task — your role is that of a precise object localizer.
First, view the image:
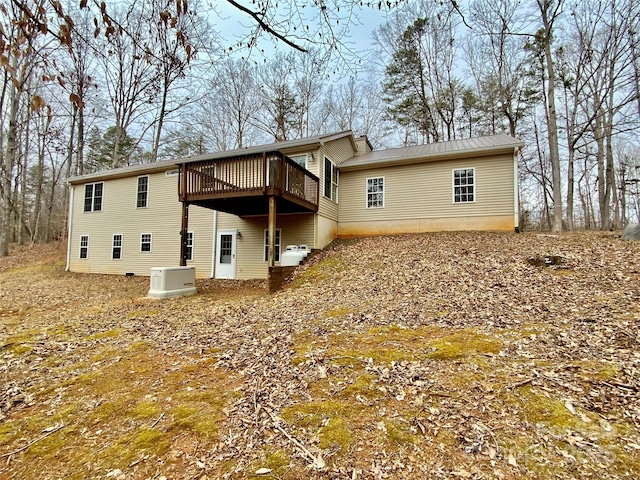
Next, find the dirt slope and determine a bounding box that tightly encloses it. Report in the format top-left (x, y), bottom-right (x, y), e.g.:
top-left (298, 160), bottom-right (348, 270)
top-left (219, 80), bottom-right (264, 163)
top-left (1, 232), bottom-right (639, 479)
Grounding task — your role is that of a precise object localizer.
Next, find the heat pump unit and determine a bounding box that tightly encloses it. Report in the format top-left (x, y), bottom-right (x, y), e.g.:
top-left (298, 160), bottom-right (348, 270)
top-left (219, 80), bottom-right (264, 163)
top-left (148, 266), bottom-right (196, 298)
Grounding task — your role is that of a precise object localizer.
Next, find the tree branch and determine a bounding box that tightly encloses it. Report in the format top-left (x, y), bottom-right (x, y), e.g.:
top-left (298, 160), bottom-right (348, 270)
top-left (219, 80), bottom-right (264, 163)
top-left (224, 0), bottom-right (307, 53)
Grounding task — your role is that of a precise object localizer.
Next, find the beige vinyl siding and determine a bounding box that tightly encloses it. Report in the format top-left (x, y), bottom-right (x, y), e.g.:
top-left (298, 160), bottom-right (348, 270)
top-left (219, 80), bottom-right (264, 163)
top-left (316, 215), bottom-right (338, 249)
top-left (186, 206), bottom-right (214, 276)
top-left (217, 212), bottom-right (315, 279)
top-left (322, 136), bottom-right (357, 164)
top-left (68, 171), bottom-right (214, 277)
top-left (315, 137), bottom-right (358, 220)
top-left (338, 153), bottom-right (516, 234)
top-left (317, 153), bottom-right (339, 221)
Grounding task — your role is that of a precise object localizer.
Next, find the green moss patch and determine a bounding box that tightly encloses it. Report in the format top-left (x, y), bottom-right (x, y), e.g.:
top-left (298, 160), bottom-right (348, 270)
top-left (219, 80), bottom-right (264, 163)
top-left (0, 339), bottom-right (239, 479)
top-left (281, 399), bottom-right (361, 455)
top-left (297, 325), bottom-right (503, 365)
top-left (86, 328), bottom-right (123, 340)
top-left (427, 331), bottom-right (503, 360)
top-left (291, 256), bottom-right (346, 284)
top-left (318, 417), bottom-right (353, 451)
top-left (1, 330), bottom-right (41, 356)
top-left (98, 427), bottom-right (170, 470)
top-left (384, 419), bottom-right (419, 445)
top-left (130, 400), bottom-right (162, 420)
top-left (571, 360), bottom-right (621, 381)
top-left (504, 386), bottom-right (583, 430)
top-left (326, 305), bottom-right (351, 318)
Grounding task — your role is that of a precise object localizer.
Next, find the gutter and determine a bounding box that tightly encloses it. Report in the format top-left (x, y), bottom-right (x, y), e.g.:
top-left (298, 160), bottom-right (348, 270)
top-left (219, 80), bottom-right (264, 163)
top-left (339, 143), bottom-right (524, 172)
top-left (514, 149), bottom-right (520, 231)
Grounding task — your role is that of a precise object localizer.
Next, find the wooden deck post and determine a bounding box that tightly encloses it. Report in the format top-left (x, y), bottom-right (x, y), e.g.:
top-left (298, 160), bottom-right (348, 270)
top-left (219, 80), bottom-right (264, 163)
top-left (180, 202), bottom-right (189, 266)
top-left (268, 196), bottom-right (276, 267)
top-left (180, 165), bottom-right (189, 267)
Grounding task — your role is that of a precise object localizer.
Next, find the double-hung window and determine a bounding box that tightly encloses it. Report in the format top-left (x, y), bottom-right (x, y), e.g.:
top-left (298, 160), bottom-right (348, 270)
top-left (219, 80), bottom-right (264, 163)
top-left (141, 233), bottom-right (152, 252)
top-left (137, 176), bottom-right (149, 208)
top-left (84, 183), bottom-right (103, 212)
top-left (324, 157), bottom-right (338, 202)
top-left (112, 234), bottom-right (123, 259)
top-left (453, 168), bottom-right (475, 203)
top-left (263, 229), bottom-right (281, 262)
top-left (366, 177), bottom-right (384, 208)
top-left (186, 232), bottom-right (194, 261)
top-left (79, 235), bottom-right (89, 259)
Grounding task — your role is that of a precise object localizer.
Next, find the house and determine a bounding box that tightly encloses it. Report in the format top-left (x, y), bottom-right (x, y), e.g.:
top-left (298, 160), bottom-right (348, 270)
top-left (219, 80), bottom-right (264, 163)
top-left (65, 131), bottom-right (523, 281)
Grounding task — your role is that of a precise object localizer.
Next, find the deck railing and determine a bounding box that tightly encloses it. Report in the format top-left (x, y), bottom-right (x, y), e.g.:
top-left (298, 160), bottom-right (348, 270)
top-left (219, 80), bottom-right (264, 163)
top-left (179, 152), bottom-right (319, 210)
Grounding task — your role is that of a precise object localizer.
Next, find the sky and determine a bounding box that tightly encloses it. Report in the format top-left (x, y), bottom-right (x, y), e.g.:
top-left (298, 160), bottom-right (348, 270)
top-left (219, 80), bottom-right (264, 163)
top-left (210, 1), bottom-right (396, 73)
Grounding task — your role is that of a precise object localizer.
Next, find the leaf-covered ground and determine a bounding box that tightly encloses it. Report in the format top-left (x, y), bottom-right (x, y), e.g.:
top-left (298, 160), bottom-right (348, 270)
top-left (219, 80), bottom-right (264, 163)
top-left (1, 231), bottom-right (639, 480)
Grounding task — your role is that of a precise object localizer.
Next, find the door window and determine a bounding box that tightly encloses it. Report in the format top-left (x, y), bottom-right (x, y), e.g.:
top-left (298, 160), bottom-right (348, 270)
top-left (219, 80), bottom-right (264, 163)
top-left (219, 234), bottom-right (232, 263)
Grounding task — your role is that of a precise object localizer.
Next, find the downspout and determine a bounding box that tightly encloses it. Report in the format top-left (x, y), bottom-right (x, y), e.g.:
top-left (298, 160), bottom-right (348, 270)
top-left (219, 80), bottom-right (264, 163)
top-left (514, 148), bottom-right (520, 232)
top-left (210, 210), bottom-right (217, 278)
top-left (65, 184), bottom-right (74, 271)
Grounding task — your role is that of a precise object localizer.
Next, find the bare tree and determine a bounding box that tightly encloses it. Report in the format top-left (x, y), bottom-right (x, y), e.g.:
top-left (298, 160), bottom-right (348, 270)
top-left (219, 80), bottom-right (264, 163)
top-left (199, 58), bottom-right (262, 150)
top-left (256, 53), bottom-right (301, 142)
top-left (570, 0), bottom-right (639, 229)
top-left (146, 0), bottom-right (212, 161)
top-left (0, 0), bottom-right (49, 255)
top-left (466, 0), bottom-right (536, 138)
top-left (377, 2), bottom-right (464, 144)
top-left (99, 2), bottom-right (157, 168)
top-left (534, 0), bottom-right (564, 233)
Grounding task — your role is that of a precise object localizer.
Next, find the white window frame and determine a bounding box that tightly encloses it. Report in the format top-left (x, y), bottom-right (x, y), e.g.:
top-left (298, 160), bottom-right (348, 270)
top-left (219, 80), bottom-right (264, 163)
top-left (137, 175), bottom-right (149, 208)
top-left (186, 231), bottom-right (194, 261)
top-left (366, 177), bottom-right (385, 209)
top-left (323, 156), bottom-right (338, 202)
top-left (453, 168), bottom-right (476, 204)
top-left (79, 235), bottom-right (89, 259)
top-left (84, 182), bottom-right (103, 212)
top-left (140, 233), bottom-right (152, 252)
top-left (112, 234), bottom-right (123, 260)
top-left (289, 154), bottom-right (308, 169)
top-left (263, 228), bottom-right (282, 262)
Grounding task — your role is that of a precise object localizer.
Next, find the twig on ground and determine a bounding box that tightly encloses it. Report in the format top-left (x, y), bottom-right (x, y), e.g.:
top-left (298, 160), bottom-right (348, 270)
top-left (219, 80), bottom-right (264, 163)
top-left (1, 423), bottom-right (65, 458)
top-left (509, 378), bottom-right (534, 389)
top-left (475, 421), bottom-right (500, 454)
top-left (150, 412), bottom-right (165, 429)
top-left (266, 410), bottom-right (323, 468)
top-left (602, 381), bottom-right (638, 392)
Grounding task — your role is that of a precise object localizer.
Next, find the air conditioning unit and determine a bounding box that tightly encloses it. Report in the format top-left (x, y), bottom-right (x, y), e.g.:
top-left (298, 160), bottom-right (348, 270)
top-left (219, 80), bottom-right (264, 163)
top-left (148, 266), bottom-right (196, 298)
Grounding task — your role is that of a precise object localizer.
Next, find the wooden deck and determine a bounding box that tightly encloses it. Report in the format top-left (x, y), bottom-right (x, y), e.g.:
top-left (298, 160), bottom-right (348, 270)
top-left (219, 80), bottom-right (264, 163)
top-left (178, 151), bottom-right (319, 216)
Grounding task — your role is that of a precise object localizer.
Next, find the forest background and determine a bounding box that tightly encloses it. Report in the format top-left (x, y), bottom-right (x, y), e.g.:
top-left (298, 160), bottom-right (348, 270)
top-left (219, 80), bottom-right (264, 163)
top-left (0, 0), bottom-right (639, 256)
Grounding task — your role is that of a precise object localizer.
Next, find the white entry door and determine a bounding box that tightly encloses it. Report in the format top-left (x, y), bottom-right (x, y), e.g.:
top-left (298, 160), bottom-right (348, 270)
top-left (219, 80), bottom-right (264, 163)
top-left (215, 230), bottom-right (236, 279)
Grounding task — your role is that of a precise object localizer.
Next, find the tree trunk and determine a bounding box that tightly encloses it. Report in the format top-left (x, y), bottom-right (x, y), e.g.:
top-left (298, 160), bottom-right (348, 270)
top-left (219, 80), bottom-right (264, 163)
top-left (77, 104), bottom-right (85, 175)
top-left (18, 107), bottom-right (30, 245)
top-left (151, 76), bottom-right (169, 162)
top-left (537, 0), bottom-right (564, 233)
top-left (64, 105), bottom-right (77, 239)
top-left (32, 126), bottom-right (46, 243)
top-left (563, 84), bottom-right (575, 230)
top-left (0, 81), bottom-right (21, 256)
top-left (595, 112), bottom-right (607, 230)
top-left (604, 121), bottom-right (616, 229)
top-left (543, 23), bottom-right (562, 231)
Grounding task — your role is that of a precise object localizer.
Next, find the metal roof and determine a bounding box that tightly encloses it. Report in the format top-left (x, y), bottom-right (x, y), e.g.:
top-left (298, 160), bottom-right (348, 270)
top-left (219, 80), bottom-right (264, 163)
top-left (67, 132), bottom-right (523, 184)
top-left (339, 134), bottom-right (523, 171)
top-left (68, 130), bottom-right (355, 184)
